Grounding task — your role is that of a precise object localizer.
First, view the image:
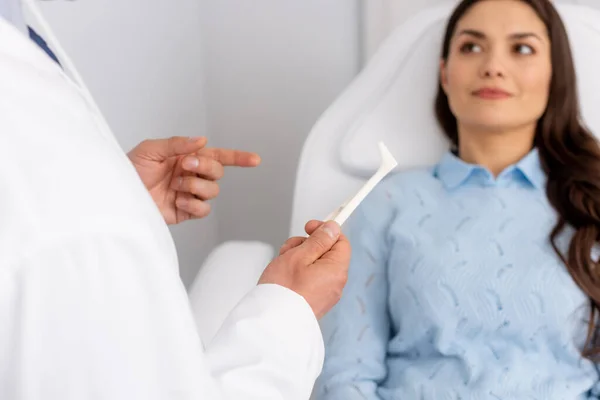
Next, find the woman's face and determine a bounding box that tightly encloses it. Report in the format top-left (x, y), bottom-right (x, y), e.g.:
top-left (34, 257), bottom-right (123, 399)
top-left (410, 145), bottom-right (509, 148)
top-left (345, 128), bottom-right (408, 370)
top-left (441, 0), bottom-right (552, 134)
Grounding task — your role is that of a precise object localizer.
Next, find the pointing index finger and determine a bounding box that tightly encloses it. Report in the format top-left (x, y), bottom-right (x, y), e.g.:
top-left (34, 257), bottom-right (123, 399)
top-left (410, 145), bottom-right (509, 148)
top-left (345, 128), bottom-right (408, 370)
top-left (197, 147), bottom-right (261, 167)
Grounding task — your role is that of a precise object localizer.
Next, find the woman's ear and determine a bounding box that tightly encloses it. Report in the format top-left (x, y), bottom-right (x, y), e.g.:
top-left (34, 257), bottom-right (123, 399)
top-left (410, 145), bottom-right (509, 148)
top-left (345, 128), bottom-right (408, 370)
top-left (440, 59), bottom-right (448, 93)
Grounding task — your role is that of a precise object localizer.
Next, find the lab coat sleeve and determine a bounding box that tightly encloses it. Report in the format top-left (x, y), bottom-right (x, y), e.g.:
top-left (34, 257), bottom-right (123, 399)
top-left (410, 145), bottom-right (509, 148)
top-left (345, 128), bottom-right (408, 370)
top-left (312, 184), bottom-right (394, 400)
top-left (204, 284), bottom-right (324, 399)
top-left (0, 229), bottom-right (323, 400)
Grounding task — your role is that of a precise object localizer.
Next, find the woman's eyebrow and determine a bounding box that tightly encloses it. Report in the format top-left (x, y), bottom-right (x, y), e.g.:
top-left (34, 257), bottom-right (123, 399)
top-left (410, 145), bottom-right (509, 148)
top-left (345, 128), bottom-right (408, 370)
top-left (457, 29), bottom-right (545, 42)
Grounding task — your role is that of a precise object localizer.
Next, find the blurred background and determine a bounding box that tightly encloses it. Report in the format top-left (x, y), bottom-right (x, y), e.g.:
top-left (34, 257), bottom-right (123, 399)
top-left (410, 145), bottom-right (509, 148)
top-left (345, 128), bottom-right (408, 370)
top-left (30, 0), bottom-right (600, 287)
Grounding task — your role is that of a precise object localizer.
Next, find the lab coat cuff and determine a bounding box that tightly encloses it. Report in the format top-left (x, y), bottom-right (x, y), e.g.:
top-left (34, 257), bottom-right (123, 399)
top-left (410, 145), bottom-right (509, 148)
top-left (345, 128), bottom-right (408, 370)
top-left (253, 283), bottom-right (325, 374)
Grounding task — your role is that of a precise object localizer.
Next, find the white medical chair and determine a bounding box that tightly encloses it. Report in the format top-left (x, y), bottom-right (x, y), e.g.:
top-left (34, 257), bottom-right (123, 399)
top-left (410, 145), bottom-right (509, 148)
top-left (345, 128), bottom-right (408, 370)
top-left (189, 1), bottom-right (600, 349)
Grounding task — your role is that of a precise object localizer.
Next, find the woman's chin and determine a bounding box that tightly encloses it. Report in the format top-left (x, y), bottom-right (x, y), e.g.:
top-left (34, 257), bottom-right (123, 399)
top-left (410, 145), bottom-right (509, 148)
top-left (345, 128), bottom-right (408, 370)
top-left (460, 113), bottom-right (525, 133)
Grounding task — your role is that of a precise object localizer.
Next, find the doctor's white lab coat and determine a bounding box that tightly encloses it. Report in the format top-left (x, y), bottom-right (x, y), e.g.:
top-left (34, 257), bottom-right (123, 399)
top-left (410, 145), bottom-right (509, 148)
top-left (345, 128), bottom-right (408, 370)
top-left (0, 18), bottom-right (323, 400)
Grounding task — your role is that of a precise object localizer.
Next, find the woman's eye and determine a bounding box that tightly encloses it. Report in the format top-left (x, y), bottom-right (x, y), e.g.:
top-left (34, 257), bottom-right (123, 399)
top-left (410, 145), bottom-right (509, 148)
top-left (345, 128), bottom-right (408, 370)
top-left (460, 42), bottom-right (482, 53)
top-left (514, 44), bottom-right (534, 55)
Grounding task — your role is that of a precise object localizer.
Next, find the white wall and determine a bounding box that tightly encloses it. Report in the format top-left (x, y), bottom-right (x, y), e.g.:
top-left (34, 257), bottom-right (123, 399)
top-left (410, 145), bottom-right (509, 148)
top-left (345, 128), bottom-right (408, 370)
top-left (199, 0), bottom-right (361, 251)
top-left (30, 0), bottom-right (216, 287)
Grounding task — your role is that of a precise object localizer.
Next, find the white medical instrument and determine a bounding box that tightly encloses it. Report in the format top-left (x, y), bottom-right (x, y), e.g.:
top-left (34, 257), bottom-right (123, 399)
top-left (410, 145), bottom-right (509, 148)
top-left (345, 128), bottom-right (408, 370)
top-left (325, 141), bottom-right (397, 226)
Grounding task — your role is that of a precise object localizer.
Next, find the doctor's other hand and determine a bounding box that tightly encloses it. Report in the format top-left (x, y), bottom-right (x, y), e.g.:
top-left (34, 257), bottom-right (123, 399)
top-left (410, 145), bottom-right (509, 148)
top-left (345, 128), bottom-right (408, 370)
top-left (127, 136), bottom-right (261, 225)
top-left (258, 220), bottom-right (351, 320)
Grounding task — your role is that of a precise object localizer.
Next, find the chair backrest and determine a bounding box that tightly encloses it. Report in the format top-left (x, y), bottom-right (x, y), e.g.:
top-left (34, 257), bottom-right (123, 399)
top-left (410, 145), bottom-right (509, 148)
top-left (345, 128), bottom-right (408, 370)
top-left (289, 3), bottom-right (600, 237)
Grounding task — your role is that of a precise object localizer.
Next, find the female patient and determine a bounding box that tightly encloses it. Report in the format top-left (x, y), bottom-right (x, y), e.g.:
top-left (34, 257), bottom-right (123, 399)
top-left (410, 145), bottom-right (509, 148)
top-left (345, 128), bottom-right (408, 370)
top-left (315, 0), bottom-right (600, 398)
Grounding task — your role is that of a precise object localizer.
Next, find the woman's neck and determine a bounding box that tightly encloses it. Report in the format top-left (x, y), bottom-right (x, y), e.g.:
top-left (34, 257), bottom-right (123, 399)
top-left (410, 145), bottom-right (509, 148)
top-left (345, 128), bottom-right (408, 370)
top-left (457, 124), bottom-right (536, 176)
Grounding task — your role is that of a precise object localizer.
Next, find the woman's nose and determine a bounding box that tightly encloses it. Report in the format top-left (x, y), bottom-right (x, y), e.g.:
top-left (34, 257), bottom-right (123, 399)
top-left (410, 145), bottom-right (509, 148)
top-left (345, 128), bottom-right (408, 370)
top-left (479, 52), bottom-right (506, 78)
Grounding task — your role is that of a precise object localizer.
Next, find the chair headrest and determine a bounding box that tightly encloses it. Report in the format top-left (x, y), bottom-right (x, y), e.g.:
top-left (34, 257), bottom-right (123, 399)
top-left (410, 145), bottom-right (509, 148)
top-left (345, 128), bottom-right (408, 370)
top-left (338, 3), bottom-right (600, 177)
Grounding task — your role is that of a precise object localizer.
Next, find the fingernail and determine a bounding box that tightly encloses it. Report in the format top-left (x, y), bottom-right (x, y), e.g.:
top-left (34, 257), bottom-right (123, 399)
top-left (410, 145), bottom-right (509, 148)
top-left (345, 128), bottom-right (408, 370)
top-left (189, 136), bottom-right (204, 142)
top-left (322, 221), bottom-right (340, 239)
top-left (184, 157), bottom-right (199, 169)
top-left (178, 177), bottom-right (183, 188)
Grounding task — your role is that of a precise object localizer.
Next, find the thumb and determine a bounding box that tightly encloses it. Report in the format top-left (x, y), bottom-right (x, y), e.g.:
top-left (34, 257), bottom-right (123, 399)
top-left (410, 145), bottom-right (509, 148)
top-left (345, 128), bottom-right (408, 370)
top-left (304, 220), bottom-right (324, 236)
top-left (136, 136), bottom-right (208, 160)
top-left (295, 221), bottom-right (341, 265)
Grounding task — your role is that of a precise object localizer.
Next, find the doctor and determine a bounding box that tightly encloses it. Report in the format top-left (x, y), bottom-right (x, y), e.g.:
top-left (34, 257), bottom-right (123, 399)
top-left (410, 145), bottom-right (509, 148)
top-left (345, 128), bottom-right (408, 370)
top-left (0, 3), bottom-right (351, 400)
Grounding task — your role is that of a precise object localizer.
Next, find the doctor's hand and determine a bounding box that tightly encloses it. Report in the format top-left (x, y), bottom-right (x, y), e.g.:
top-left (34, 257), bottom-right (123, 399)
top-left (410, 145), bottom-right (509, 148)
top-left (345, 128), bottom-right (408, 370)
top-left (127, 136), bottom-right (261, 225)
top-left (258, 220), bottom-right (351, 320)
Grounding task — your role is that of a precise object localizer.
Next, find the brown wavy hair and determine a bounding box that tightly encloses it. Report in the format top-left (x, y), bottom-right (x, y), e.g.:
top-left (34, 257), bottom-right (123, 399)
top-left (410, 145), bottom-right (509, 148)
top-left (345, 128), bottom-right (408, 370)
top-left (435, 0), bottom-right (600, 359)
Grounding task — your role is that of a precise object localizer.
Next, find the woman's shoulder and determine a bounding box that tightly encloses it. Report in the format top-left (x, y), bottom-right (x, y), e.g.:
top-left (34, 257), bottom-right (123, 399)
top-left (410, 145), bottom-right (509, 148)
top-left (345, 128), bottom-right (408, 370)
top-left (359, 165), bottom-right (441, 213)
top-left (377, 165), bottom-right (440, 198)
top-left (387, 165), bottom-right (439, 185)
